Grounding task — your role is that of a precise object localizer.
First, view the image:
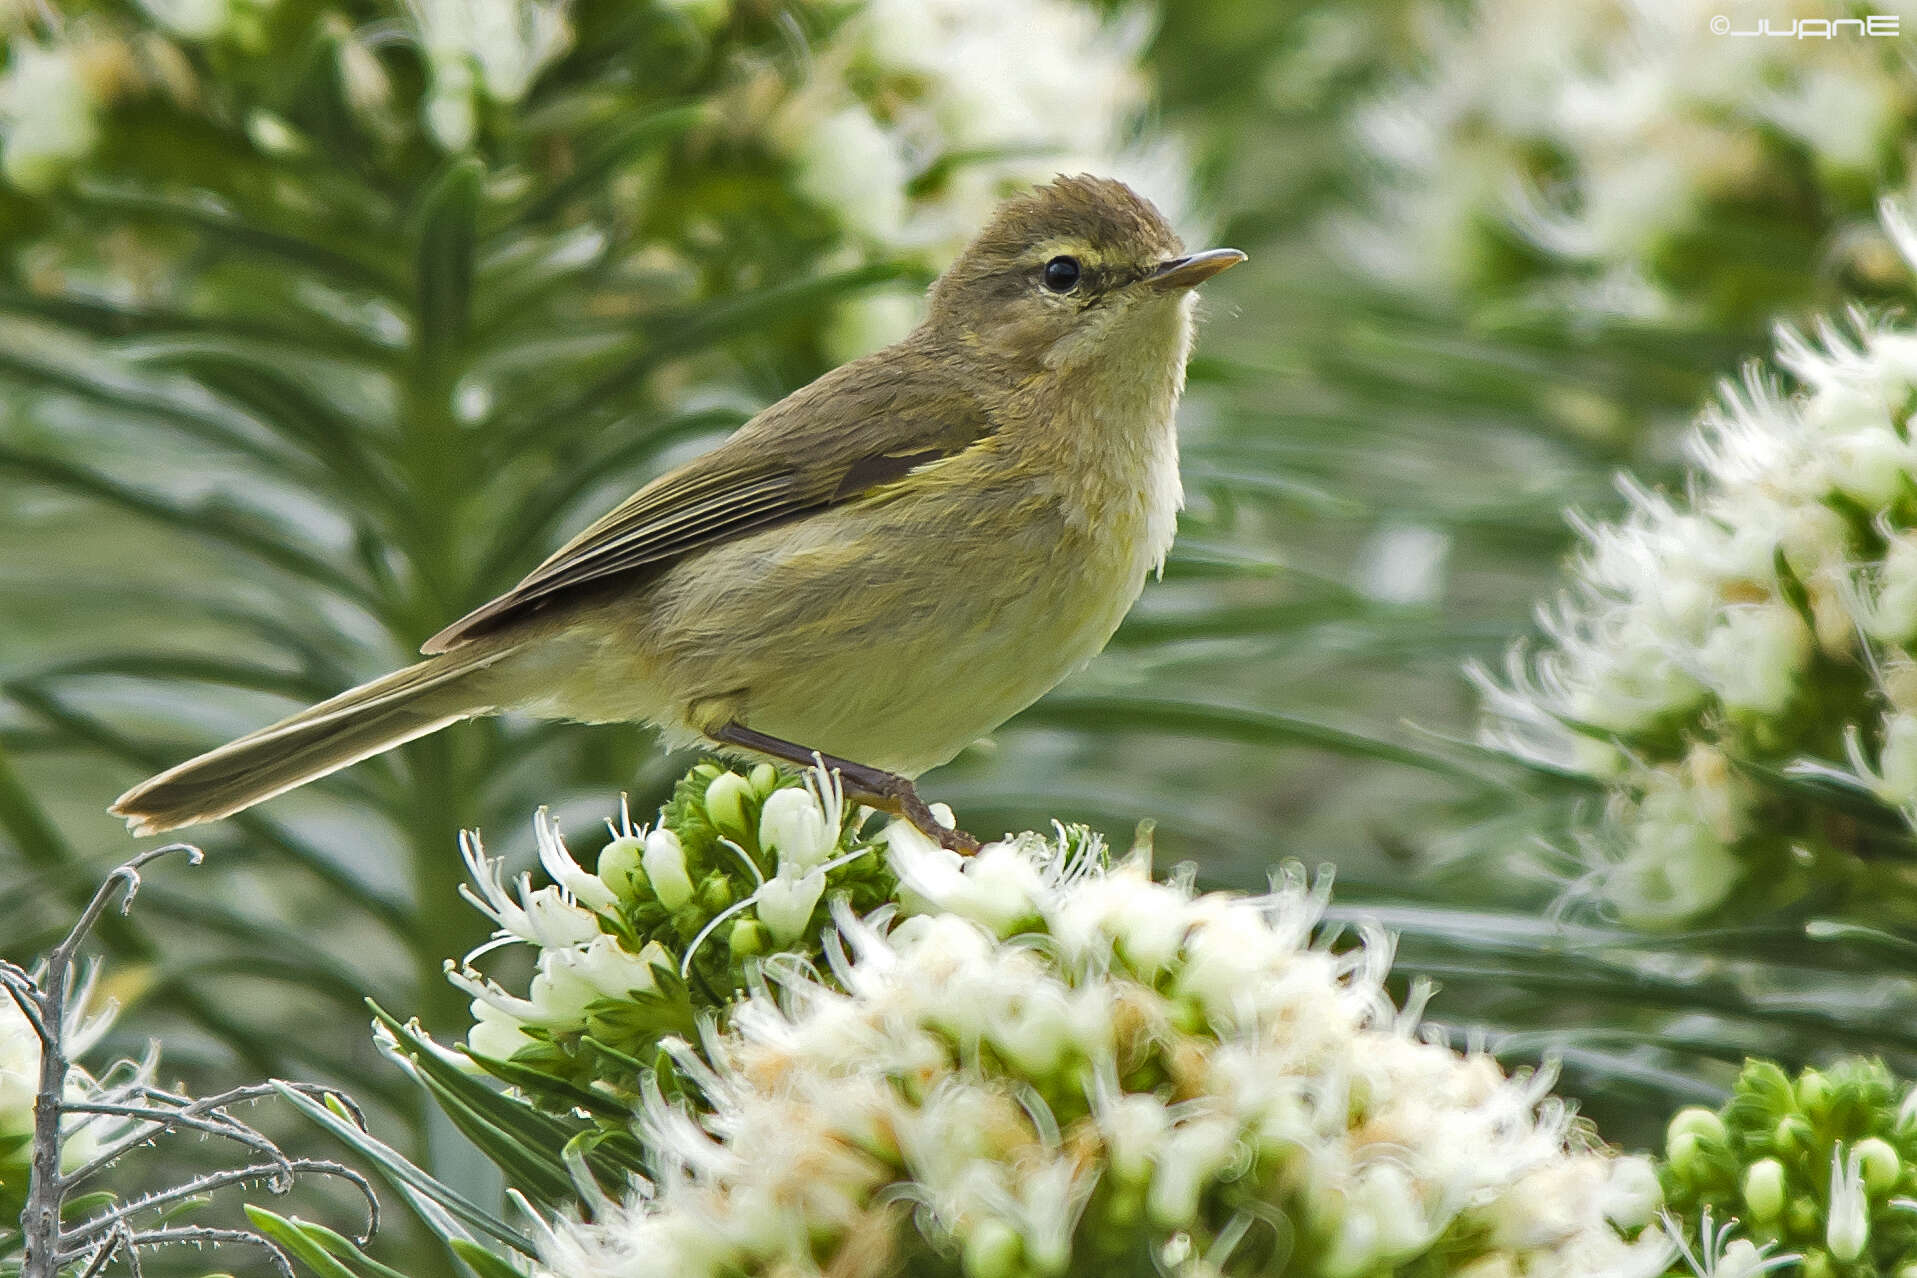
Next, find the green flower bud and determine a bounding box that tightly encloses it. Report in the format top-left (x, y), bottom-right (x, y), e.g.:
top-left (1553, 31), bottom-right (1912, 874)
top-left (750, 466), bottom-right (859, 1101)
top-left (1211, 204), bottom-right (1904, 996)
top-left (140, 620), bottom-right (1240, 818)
top-left (728, 917), bottom-right (768, 958)
top-left (1801, 1252), bottom-right (1835, 1278)
top-left (1774, 1113), bottom-right (1813, 1156)
top-left (597, 835), bottom-right (649, 902)
top-left (1796, 1068), bottom-right (1829, 1112)
top-left (1742, 1158), bottom-right (1786, 1222)
top-left (1788, 1194), bottom-right (1820, 1236)
top-left (961, 1218), bottom-right (1022, 1278)
top-left (1855, 1136), bottom-right (1900, 1194)
top-left (1667, 1106), bottom-right (1727, 1152)
top-left (704, 772), bottom-right (755, 841)
top-left (1738, 1059), bottom-right (1798, 1115)
top-left (699, 873), bottom-right (734, 914)
top-left (1665, 1129), bottom-right (1709, 1179)
top-left (748, 762), bottom-right (780, 798)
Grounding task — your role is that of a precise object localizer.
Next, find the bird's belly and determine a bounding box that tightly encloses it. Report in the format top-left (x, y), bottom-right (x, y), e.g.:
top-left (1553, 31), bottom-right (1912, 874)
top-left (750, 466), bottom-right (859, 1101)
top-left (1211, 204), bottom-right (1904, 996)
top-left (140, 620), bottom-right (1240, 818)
top-left (735, 537), bottom-right (1142, 775)
top-left (538, 489), bottom-right (1156, 775)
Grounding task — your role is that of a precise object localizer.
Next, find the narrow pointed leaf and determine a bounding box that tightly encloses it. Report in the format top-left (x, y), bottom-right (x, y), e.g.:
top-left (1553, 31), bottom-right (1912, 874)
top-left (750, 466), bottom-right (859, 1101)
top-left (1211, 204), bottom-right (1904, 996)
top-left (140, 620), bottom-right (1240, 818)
top-left (275, 1086), bottom-right (537, 1254)
top-left (417, 159), bottom-right (484, 372)
top-left (450, 1239), bottom-right (527, 1278)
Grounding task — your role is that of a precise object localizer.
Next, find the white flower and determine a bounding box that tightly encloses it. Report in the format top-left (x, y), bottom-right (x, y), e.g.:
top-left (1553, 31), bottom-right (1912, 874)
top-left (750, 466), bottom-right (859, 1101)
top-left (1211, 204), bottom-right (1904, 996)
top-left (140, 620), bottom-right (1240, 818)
top-left (1479, 203), bottom-right (1917, 920)
top-left (536, 829), bottom-right (1669, 1278)
top-left (0, 976), bottom-right (144, 1178)
top-left (536, 808), bottom-right (621, 914)
top-left (642, 827), bottom-right (695, 911)
top-left (460, 829), bottom-right (603, 951)
top-left (757, 769), bottom-right (843, 873)
top-left (780, 105), bottom-right (910, 245)
top-left (752, 865), bottom-right (826, 945)
top-left (1048, 856), bottom-right (1190, 975)
top-left (135, 0), bottom-right (238, 40)
top-left (886, 826), bottom-right (1046, 936)
top-left (1694, 604), bottom-right (1809, 718)
top-left (1317, 1160), bottom-right (1436, 1278)
top-left (1862, 536), bottom-right (1917, 643)
top-left (0, 41), bottom-right (102, 193)
top-left (1348, 0), bottom-right (1915, 319)
top-left (466, 997), bottom-right (538, 1061)
top-left (1602, 1156), bottom-right (1663, 1231)
top-left (1826, 1144), bottom-right (1870, 1261)
top-left (454, 934), bottom-right (667, 1035)
top-left (1144, 1114), bottom-right (1241, 1229)
top-left (762, 0), bottom-right (1191, 266)
top-left (405, 0), bottom-right (571, 148)
top-left (1602, 767), bottom-right (1744, 925)
top-left (1357, 523), bottom-right (1452, 607)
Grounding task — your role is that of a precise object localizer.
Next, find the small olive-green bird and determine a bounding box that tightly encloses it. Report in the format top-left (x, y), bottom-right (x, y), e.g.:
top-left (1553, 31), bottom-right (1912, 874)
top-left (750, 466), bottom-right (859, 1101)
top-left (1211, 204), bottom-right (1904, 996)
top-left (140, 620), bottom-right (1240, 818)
top-left (112, 174), bottom-right (1243, 851)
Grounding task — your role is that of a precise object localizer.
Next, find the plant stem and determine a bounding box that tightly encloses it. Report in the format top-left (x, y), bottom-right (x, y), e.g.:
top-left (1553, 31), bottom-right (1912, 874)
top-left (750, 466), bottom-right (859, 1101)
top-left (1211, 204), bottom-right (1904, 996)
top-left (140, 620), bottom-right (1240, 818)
top-left (20, 958), bottom-right (64, 1278)
top-left (18, 848), bottom-right (195, 1278)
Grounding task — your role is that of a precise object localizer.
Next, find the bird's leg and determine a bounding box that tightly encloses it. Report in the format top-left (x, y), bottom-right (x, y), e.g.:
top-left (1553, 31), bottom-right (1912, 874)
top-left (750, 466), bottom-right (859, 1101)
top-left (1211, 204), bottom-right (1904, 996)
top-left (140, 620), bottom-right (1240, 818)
top-left (709, 721), bottom-right (981, 855)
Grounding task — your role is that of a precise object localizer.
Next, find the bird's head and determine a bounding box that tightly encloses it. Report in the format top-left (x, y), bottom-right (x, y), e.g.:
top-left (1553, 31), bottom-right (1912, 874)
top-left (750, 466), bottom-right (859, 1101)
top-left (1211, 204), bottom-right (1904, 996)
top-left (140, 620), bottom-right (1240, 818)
top-left (923, 174), bottom-right (1243, 377)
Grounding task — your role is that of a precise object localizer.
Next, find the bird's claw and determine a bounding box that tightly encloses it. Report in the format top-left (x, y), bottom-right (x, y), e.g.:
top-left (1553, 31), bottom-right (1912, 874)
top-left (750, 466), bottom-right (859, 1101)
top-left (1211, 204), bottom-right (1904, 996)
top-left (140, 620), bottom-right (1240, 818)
top-left (883, 781), bottom-right (980, 856)
top-left (928, 821), bottom-right (981, 856)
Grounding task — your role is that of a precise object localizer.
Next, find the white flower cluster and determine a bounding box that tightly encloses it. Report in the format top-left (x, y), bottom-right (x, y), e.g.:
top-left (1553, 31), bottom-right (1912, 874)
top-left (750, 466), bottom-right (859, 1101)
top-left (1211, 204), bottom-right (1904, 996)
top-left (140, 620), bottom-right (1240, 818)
top-left (405, 0), bottom-right (572, 150)
top-left (451, 767), bottom-right (860, 1064)
top-left (134, 0), bottom-right (276, 43)
top-left (1477, 205), bottom-right (1917, 922)
top-left (452, 804), bottom-right (675, 1064)
top-left (535, 825), bottom-right (1668, 1278)
top-left (760, 0), bottom-right (1191, 355)
top-left (0, 33), bottom-right (135, 194)
top-left (1350, 0), bottom-right (1917, 320)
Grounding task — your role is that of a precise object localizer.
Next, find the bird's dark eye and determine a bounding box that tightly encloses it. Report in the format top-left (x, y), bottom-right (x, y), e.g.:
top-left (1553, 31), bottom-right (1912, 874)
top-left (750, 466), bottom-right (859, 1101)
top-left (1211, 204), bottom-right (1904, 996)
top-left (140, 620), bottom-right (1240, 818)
top-left (1042, 255), bottom-right (1082, 293)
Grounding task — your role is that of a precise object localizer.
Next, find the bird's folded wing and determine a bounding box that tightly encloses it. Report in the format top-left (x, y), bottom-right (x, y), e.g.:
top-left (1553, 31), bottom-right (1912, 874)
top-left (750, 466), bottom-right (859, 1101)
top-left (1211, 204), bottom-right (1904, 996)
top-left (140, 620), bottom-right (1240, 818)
top-left (422, 359), bottom-right (994, 653)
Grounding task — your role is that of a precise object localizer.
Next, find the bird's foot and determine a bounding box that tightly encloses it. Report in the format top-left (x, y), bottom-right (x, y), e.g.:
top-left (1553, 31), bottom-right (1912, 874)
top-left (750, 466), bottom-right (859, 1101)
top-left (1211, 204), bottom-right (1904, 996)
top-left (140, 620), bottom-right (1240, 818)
top-left (880, 778), bottom-right (981, 856)
top-left (708, 720), bottom-right (981, 854)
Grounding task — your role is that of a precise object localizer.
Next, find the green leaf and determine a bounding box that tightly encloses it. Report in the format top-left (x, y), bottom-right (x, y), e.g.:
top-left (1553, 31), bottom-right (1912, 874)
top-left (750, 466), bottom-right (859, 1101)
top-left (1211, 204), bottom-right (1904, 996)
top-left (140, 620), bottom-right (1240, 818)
top-left (462, 1048), bottom-right (634, 1122)
top-left (242, 1208), bottom-right (358, 1278)
top-left (70, 182), bottom-right (402, 297)
top-left (0, 325), bottom-right (317, 478)
top-left (1019, 693), bottom-right (1506, 789)
top-left (499, 262), bottom-right (911, 452)
top-left (244, 1208), bottom-right (415, 1278)
top-left (1, 682), bottom-right (413, 932)
top-left (417, 159), bottom-right (484, 372)
top-left (450, 1239), bottom-right (528, 1278)
top-left (0, 283), bottom-right (396, 361)
top-left (1804, 918), bottom-right (1917, 965)
top-left (0, 445), bottom-right (377, 606)
top-left (22, 652), bottom-right (334, 703)
top-left (369, 1005), bottom-right (632, 1204)
top-left (275, 1085), bottom-right (537, 1256)
top-left (122, 339), bottom-right (401, 506)
top-left (510, 102), bottom-right (707, 228)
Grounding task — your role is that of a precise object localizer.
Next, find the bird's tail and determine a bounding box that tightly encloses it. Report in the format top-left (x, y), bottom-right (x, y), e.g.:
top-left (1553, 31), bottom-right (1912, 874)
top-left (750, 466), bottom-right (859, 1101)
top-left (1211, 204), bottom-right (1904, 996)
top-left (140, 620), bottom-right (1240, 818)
top-left (110, 648), bottom-right (511, 836)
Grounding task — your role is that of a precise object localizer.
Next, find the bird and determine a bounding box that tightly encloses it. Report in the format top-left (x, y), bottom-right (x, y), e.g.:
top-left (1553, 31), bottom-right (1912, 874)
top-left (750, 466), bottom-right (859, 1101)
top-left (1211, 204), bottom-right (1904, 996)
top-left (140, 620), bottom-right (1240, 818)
top-left (111, 174), bottom-right (1244, 852)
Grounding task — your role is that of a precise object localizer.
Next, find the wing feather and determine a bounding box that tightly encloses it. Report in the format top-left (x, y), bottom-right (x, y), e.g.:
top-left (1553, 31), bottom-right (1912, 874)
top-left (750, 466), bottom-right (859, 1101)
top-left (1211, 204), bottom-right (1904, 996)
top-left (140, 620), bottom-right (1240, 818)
top-left (422, 350), bottom-right (996, 654)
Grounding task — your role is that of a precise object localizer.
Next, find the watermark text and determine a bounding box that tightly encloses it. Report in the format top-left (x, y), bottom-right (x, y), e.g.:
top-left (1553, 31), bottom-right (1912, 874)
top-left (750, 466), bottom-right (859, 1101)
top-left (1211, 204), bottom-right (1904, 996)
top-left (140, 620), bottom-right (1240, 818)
top-left (1709, 13), bottom-right (1900, 37)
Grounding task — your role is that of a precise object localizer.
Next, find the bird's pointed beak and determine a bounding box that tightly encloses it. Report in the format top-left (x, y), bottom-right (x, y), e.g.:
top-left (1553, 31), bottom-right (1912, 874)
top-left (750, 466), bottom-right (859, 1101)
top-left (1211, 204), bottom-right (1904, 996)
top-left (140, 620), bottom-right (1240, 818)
top-left (1144, 248), bottom-right (1246, 291)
